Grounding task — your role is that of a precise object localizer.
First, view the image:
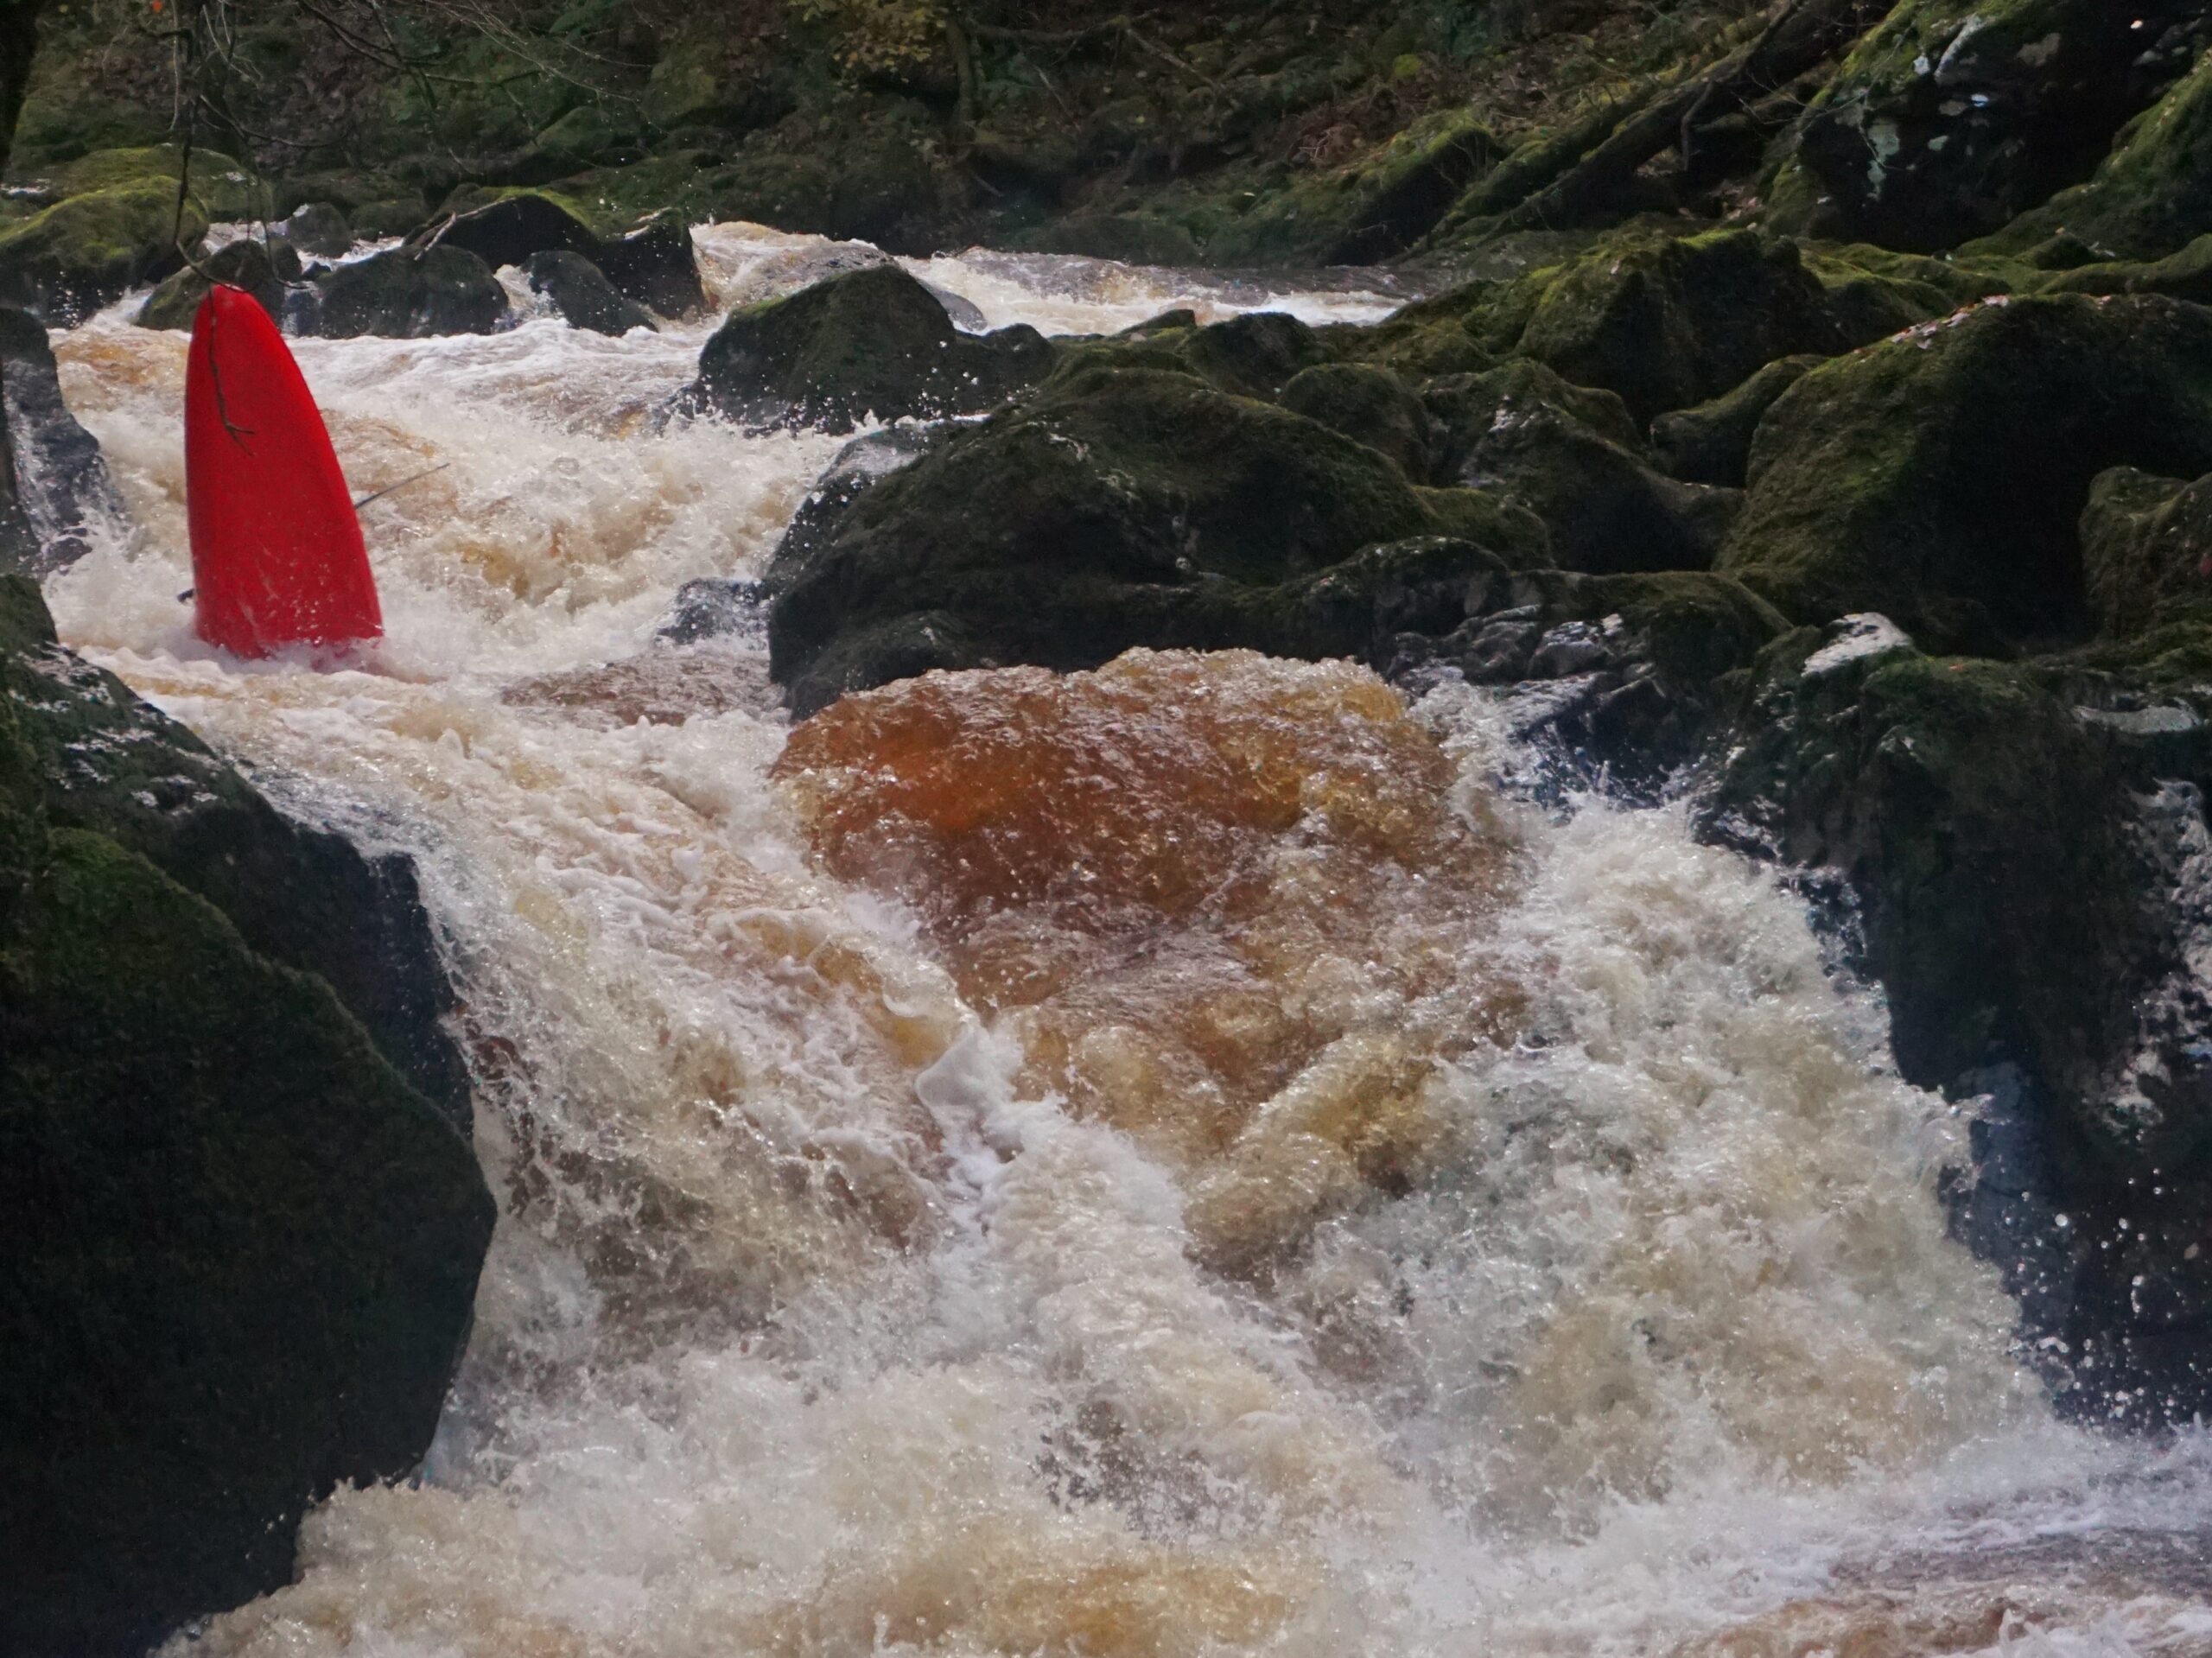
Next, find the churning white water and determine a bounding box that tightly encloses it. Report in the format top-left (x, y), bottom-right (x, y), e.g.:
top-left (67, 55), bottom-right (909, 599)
top-left (34, 223), bottom-right (2212, 1657)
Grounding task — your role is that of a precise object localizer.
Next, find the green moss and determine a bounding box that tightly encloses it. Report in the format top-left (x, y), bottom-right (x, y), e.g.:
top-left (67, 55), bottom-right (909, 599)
top-left (1280, 361), bottom-right (1433, 477)
top-left (2076, 466), bottom-right (2212, 638)
top-left (1798, 241), bottom-right (2019, 346)
top-left (1650, 353), bottom-right (1824, 487)
top-left (2042, 232), bottom-right (2212, 302)
top-left (49, 144), bottom-right (264, 220)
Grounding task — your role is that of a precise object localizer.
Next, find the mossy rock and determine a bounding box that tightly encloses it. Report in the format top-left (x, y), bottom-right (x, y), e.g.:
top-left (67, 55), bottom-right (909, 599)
top-left (1427, 358), bottom-right (1738, 572)
top-left (49, 144), bottom-right (264, 222)
top-left (1651, 354), bottom-right (1824, 488)
top-left (1280, 361), bottom-right (1433, 477)
top-left (0, 181), bottom-right (206, 324)
top-left (687, 264), bottom-right (1053, 433)
top-left (309, 243), bottom-right (510, 339)
top-left (2078, 466), bottom-right (2212, 638)
top-left (1507, 229), bottom-right (1838, 425)
top-left (1970, 48), bottom-right (2212, 263)
top-left (1799, 241), bottom-right (2020, 345)
top-left (1719, 295), bottom-right (2212, 648)
top-left (1764, 0), bottom-right (2189, 251)
top-left (134, 237), bottom-right (302, 332)
top-left (0, 577), bottom-right (493, 1655)
top-left (421, 191), bottom-right (703, 318)
top-left (0, 578), bottom-right (472, 1121)
top-left (765, 362), bottom-right (1549, 715)
top-left (2041, 232), bottom-right (2212, 301)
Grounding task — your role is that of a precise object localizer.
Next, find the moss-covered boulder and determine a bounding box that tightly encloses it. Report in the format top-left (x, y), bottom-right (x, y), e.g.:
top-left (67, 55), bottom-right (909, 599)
top-left (1427, 359), bottom-right (1738, 573)
top-left (134, 236), bottom-right (302, 331)
top-left (2042, 232), bottom-right (2212, 302)
top-left (765, 362), bottom-right (1549, 715)
top-left (0, 307), bottom-right (122, 579)
top-left (423, 192), bottom-right (707, 320)
top-left (1651, 354), bottom-right (1823, 487)
top-left (1504, 229), bottom-right (1838, 425)
top-left (0, 580), bottom-right (472, 1121)
top-left (523, 249), bottom-right (655, 335)
top-left (1766, 0), bottom-right (2195, 251)
top-left (1710, 619), bottom-right (2212, 1421)
top-left (0, 180), bottom-right (203, 323)
top-left (309, 243), bottom-right (510, 339)
top-left (1719, 295), bottom-right (2212, 647)
top-left (2079, 466), bottom-right (2212, 638)
top-left (1970, 48), bottom-right (2212, 263)
top-left (0, 577), bottom-right (493, 1657)
top-left (687, 264), bottom-right (1053, 434)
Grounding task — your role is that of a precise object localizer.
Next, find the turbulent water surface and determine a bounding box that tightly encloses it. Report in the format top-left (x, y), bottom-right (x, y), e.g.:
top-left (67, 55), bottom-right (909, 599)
top-left (38, 223), bottom-right (2212, 1658)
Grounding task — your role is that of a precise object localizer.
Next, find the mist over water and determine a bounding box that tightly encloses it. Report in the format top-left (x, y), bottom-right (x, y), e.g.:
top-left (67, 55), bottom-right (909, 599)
top-left (35, 225), bottom-right (2212, 1657)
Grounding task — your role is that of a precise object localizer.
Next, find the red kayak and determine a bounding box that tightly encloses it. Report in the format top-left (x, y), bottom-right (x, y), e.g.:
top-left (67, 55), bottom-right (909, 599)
top-left (187, 284), bottom-right (381, 657)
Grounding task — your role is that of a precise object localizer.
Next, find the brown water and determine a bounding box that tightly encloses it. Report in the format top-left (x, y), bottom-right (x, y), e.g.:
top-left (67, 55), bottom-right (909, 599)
top-left (30, 225), bottom-right (2212, 1658)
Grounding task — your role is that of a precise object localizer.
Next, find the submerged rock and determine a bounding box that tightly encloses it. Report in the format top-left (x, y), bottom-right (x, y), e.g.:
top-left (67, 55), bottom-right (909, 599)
top-left (310, 243), bottom-right (510, 339)
top-left (764, 360), bottom-right (1548, 715)
top-left (523, 249), bottom-right (656, 334)
top-left (686, 264), bottom-right (1052, 433)
top-left (0, 577), bottom-right (493, 1658)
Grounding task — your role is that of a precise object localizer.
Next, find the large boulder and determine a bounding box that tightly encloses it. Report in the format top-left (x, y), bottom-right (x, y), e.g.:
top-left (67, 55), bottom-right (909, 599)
top-left (1719, 295), bottom-right (2212, 647)
top-left (686, 264), bottom-right (1054, 434)
top-left (1766, 0), bottom-right (2201, 251)
top-left (1709, 617), bottom-right (2212, 1422)
top-left (282, 200), bottom-right (353, 258)
top-left (0, 577), bottom-right (494, 1657)
top-left (309, 243), bottom-right (511, 339)
top-left (765, 362), bottom-right (1549, 715)
top-left (0, 181), bottom-right (205, 323)
top-left (0, 307), bottom-right (124, 578)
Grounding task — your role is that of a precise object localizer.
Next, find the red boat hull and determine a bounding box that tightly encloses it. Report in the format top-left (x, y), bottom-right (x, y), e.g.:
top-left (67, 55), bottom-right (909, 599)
top-left (187, 284), bottom-right (381, 657)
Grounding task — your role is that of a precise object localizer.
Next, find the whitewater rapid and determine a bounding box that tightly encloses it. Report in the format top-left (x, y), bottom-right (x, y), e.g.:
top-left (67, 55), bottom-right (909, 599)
top-left (34, 224), bottom-right (2212, 1658)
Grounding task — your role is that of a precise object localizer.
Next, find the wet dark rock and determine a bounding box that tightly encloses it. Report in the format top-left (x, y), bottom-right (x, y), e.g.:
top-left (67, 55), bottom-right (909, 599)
top-left (311, 243), bottom-right (511, 339)
top-left (1719, 295), bottom-right (2212, 649)
top-left (1707, 613), bottom-right (2212, 1422)
top-left (0, 576), bottom-right (493, 1658)
top-left (1651, 355), bottom-right (1824, 488)
top-left (1768, 0), bottom-right (2201, 251)
top-left (593, 213), bottom-right (709, 319)
top-left (764, 362), bottom-right (1548, 715)
top-left (134, 237), bottom-right (303, 332)
top-left (523, 250), bottom-right (656, 335)
top-left (685, 264), bottom-right (1053, 434)
top-left (283, 200), bottom-right (353, 258)
top-left (0, 306), bottom-right (124, 578)
top-left (1427, 359), bottom-right (1739, 573)
top-left (421, 189), bottom-right (600, 270)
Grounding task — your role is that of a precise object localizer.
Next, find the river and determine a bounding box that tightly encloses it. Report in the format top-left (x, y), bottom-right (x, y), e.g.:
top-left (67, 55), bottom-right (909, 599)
top-left (33, 224), bottom-right (2212, 1658)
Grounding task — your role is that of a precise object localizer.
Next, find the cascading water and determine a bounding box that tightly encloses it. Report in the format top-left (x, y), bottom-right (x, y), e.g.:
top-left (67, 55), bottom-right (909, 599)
top-left (34, 225), bottom-right (2212, 1657)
